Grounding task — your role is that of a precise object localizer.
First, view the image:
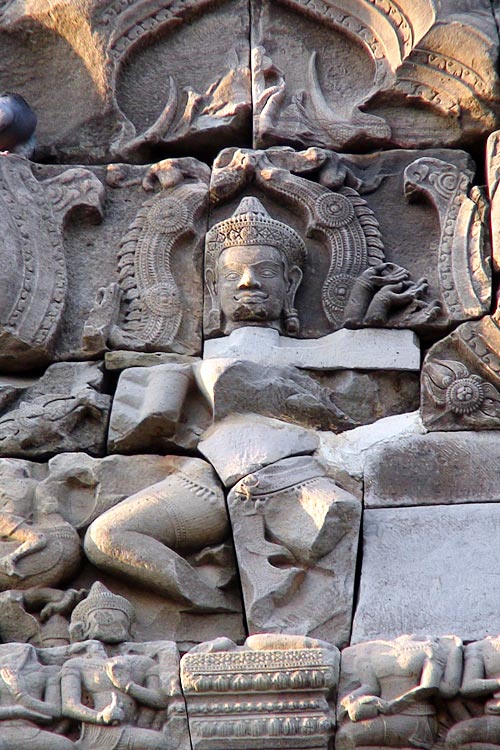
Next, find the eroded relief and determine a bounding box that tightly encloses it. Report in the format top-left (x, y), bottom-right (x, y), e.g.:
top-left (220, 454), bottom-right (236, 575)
top-left (252, 0), bottom-right (500, 151)
top-left (0, 3), bottom-right (499, 750)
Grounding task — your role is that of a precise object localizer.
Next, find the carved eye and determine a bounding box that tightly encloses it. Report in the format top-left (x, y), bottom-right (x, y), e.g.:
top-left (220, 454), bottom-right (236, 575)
top-left (224, 272), bottom-right (240, 281)
top-left (260, 269), bottom-right (277, 277)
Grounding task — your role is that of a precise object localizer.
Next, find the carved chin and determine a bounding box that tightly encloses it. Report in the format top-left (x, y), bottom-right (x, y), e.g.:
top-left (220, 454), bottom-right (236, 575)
top-left (232, 303), bottom-right (270, 321)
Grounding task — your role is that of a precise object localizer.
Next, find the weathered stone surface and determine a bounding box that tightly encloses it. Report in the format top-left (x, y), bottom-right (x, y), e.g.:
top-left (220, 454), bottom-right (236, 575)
top-left (105, 350), bottom-right (200, 371)
top-left (228, 456), bottom-right (360, 646)
top-left (316, 411), bottom-right (425, 483)
top-left (181, 634), bottom-right (339, 750)
top-left (109, 362), bottom-right (210, 452)
top-left (206, 147), bottom-right (488, 339)
top-left (0, 0), bottom-right (251, 163)
top-left (421, 317), bottom-right (500, 430)
top-left (0, 458), bottom-right (82, 591)
top-left (14, 158), bottom-right (207, 364)
top-left (0, 454), bottom-right (245, 647)
top-left (365, 432), bottom-right (500, 509)
top-left (0, 155), bottom-right (103, 371)
top-left (198, 413), bottom-right (319, 487)
top-left (204, 326), bottom-right (421, 371)
top-left (445, 636), bottom-right (500, 750)
top-left (252, 0), bottom-right (500, 151)
top-left (0, 362), bottom-right (110, 458)
top-left (196, 358), bottom-right (360, 432)
top-left (487, 129), bottom-right (500, 273)
top-left (84, 457), bottom-right (239, 614)
top-left (352, 504), bottom-right (500, 643)
top-left (337, 635), bottom-right (462, 750)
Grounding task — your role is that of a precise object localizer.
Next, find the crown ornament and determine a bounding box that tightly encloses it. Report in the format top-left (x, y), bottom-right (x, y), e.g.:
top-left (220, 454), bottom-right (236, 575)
top-left (71, 582), bottom-right (135, 624)
top-left (206, 197), bottom-right (306, 269)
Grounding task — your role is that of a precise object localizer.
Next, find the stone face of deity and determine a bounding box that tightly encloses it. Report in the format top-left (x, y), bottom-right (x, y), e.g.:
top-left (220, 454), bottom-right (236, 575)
top-left (216, 244), bottom-right (292, 332)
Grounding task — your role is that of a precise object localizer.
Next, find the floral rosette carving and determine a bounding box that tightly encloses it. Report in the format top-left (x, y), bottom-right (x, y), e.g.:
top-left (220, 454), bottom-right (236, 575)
top-left (423, 359), bottom-right (500, 425)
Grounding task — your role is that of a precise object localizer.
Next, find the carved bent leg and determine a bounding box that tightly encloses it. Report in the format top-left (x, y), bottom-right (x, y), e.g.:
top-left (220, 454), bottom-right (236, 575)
top-left (0, 726), bottom-right (75, 750)
top-left (446, 716), bottom-right (500, 749)
top-left (336, 715), bottom-right (437, 750)
top-left (84, 473), bottom-right (232, 612)
top-left (116, 726), bottom-right (170, 750)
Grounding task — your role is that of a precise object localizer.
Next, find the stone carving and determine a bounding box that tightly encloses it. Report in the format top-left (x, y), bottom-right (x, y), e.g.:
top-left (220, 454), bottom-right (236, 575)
top-left (0, 587), bottom-right (86, 647)
top-left (403, 157), bottom-right (491, 325)
top-left (206, 147), bottom-right (482, 338)
top-left (252, 0), bottom-right (500, 151)
top-left (181, 633), bottom-right (339, 750)
top-left (337, 635), bottom-right (462, 750)
top-left (446, 635), bottom-right (500, 749)
top-left (0, 460), bottom-right (81, 590)
top-left (421, 317), bottom-right (500, 430)
top-left (488, 129), bottom-right (500, 274)
top-left (84, 458), bottom-right (239, 613)
top-left (108, 361), bottom-right (210, 453)
top-left (0, 362), bottom-right (111, 458)
top-left (0, 155), bottom-right (104, 371)
top-left (62, 582), bottom-right (188, 750)
top-left (107, 158), bottom-right (209, 355)
top-left (0, 453), bottom-right (244, 646)
top-left (227, 456), bottom-right (360, 646)
top-left (0, 642), bottom-right (74, 749)
top-left (0, 0), bottom-right (251, 162)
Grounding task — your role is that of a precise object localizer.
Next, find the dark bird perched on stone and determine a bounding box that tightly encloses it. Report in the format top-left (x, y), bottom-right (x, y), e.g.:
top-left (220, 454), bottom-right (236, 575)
top-left (0, 92), bottom-right (37, 158)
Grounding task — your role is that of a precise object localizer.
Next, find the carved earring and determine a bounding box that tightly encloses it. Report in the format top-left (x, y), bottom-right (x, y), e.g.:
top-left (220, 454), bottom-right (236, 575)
top-left (284, 307), bottom-right (299, 335)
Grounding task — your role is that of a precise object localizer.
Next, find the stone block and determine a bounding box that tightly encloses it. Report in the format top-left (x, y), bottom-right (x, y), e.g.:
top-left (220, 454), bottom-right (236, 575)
top-left (365, 432), bottom-right (500, 508)
top-left (204, 327), bottom-right (421, 371)
top-left (198, 414), bottom-right (319, 487)
top-left (0, 362), bottom-right (110, 459)
top-left (352, 504), bottom-right (500, 643)
top-left (109, 362), bottom-right (210, 453)
top-left (228, 456), bottom-right (360, 647)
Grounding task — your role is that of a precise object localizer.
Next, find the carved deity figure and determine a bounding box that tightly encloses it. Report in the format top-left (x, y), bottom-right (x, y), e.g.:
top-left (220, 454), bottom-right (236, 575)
top-left (0, 461), bottom-right (81, 590)
top-left (62, 582), bottom-right (169, 749)
top-left (84, 459), bottom-right (232, 612)
top-left (205, 196), bottom-right (306, 335)
top-left (337, 635), bottom-right (462, 750)
top-left (0, 642), bottom-right (74, 749)
top-left (445, 636), bottom-right (500, 749)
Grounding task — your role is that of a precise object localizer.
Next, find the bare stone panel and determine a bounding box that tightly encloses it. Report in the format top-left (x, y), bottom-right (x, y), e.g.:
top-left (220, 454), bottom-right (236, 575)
top-left (352, 504), bottom-right (500, 643)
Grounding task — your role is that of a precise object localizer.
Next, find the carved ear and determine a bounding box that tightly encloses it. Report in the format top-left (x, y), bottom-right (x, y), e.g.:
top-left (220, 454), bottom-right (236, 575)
top-left (287, 265), bottom-right (303, 305)
top-left (69, 621), bottom-right (84, 643)
top-left (205, 266), bottom-right (222, 330)
top-left (205, 267), bottom-right (218, 306)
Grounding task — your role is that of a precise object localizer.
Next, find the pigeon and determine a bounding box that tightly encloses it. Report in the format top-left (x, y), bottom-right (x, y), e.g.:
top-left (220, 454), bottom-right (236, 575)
top-left (0, 92), bottom-right (37, 158)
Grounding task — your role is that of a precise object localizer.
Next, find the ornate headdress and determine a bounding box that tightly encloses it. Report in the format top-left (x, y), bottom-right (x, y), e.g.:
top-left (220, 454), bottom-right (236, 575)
top-left (71, 582), bottom-right (135, 625)
top-left (206, 197), bottom-right (306, 270)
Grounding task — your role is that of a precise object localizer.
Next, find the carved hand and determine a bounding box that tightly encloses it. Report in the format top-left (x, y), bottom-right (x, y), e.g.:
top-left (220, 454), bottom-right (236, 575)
top-left (360, 263), bottom-right (410, 289)
top-left (97, 693), bottom-right (124, 725)
top-left (0, 667), bottom-right (24, 697)
top-left (0, 553), bottom-right (22, 577)
top-left (343, 695), bottom-right (389, 721)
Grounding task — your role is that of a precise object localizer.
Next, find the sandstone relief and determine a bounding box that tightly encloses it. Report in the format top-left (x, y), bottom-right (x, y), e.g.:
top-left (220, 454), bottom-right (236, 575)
top-left (252, 0), bottom-right (500, 151)
top-left (0, 4), bottom-right (499, 750)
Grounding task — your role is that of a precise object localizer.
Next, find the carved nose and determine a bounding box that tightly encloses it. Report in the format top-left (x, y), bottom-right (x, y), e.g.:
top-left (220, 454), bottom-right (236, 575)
top-left (238, 269), bottom-right (260, 289)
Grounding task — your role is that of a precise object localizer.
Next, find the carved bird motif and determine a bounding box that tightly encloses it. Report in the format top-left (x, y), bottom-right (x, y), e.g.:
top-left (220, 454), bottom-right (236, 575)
top-left (0, 92), bottom-right (37, 158)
